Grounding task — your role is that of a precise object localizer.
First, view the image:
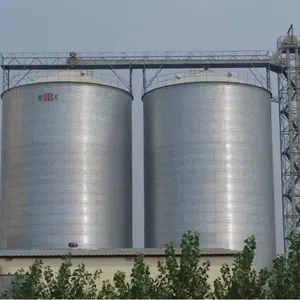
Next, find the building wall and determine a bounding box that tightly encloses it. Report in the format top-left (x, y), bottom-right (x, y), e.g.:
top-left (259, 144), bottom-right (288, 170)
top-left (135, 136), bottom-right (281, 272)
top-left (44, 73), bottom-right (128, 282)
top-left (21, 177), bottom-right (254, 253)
top-left (0, 255), bottom-right (235, 293)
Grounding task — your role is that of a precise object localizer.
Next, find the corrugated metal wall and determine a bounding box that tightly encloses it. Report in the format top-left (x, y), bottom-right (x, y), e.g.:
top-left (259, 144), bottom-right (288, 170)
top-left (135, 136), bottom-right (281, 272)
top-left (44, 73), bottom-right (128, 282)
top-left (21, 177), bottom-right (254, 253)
top-left (143, 81), bottom-right (275, 269)
top-left (0, 82), bottom-right (132, 249)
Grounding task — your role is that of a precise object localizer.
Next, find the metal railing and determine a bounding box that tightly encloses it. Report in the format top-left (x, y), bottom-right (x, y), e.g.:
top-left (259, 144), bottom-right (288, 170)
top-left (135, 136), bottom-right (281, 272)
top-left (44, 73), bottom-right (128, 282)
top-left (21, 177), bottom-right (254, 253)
top-left (4, 70), bottom-right (130, 92)
top-left (1, 50), bottom-right (274, 68)
top-left (145, 70), bottom-right (269, 92)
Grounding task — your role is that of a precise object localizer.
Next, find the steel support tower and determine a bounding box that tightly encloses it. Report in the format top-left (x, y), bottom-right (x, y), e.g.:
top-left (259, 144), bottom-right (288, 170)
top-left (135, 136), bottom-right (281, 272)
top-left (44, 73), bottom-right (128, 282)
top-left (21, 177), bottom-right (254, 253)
top-left (0, 25), bottom-right (299, 256)
top-left (277, 25), bottom-right (300, 254)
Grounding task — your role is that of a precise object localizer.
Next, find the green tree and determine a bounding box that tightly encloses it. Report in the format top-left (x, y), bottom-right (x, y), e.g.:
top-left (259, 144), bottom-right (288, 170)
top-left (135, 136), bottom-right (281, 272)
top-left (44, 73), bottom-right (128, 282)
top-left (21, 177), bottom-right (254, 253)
top-left (3, 231), bottom-right (300, 299)
top-left (266, 233), bottom-right (300, 299)
top-left (213, 236), bottom-right (270, 299)
top-left (153, 231), bottom-right (212, 299)
top-left (1, 254), bottom-right (102, 299)
top-left (99, 231), bottom-right (212, 299)
top-left (107, 256), bottom-right (156, 299)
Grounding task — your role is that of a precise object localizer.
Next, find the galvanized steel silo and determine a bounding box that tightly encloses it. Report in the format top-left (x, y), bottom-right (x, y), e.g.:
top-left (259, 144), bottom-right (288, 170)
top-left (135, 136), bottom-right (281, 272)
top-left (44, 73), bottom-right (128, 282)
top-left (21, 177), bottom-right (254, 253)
top-left (143, 70), bottom-right (275, 269)
top-left (0, 71), bottom-right (132, 249)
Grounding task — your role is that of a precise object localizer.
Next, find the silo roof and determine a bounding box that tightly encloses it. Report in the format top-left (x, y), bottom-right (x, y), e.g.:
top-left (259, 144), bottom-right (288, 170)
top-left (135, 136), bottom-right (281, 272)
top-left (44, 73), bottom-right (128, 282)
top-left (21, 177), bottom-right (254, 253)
top-left (28, 70), bottom-right (104, 85)
top-left (166, 70), bottom-right (246, 85)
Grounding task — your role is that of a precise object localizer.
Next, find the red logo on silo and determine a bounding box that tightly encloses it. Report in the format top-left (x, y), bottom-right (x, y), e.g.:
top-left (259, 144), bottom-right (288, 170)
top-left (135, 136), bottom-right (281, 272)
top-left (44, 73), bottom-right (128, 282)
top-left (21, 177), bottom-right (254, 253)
top-left (38, 93), bottom-right (58, 102)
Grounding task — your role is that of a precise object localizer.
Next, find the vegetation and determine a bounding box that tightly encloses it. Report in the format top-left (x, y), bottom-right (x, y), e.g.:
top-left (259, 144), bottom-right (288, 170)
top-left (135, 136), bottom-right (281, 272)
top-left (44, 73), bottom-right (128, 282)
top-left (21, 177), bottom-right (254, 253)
top-left (1, 231), bottom-right (300, 299)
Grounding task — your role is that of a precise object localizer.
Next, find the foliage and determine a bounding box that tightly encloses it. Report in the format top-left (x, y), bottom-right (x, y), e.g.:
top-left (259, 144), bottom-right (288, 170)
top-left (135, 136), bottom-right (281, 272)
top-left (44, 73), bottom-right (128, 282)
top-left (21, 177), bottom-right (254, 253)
top-left (265, 233), bottom-right (300, 299)
top-left (2, 232), bottom-right (300, 299)
top-left (0, 255), bottom-right (102, 299)
top-left (153, 231), bottom-right (212, 299)
top-left (213, 236), bottom-right (270, 299)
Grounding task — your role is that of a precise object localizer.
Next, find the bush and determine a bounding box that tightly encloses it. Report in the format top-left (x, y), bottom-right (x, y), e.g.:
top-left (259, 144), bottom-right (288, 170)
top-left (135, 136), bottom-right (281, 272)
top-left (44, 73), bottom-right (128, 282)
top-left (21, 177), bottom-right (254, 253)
top-left (2, 231), bottom-right (300, 299)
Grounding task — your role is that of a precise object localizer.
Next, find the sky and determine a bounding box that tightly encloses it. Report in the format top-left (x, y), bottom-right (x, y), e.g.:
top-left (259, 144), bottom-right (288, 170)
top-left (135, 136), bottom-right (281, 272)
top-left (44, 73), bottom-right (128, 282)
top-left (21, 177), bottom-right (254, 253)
top-left (1, 0), bottom-right (300, 254)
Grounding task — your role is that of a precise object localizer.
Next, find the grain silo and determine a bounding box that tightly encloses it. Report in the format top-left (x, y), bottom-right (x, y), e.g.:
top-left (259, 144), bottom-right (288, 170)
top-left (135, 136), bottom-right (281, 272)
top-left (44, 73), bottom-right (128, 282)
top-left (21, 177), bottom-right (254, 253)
top-left (143, 70), bottom-right (275, 269)
top-left (0, 71), bottom-right (132, 249)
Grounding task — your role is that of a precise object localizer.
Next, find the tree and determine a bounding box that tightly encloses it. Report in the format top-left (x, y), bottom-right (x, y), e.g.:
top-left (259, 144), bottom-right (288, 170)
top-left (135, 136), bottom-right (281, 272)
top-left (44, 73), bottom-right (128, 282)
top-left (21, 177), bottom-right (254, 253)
top-left (153, 231), bottom-right (212, 299)
top-left (96, 231), bottom-right (212, 299)
top-left (2, 232), bottom-right (300, 299)
top-left (212, 236), bottom-right (270, 299)
top-left (0, 255), bottom-right (102, 299)
top-left (265, 233), bottom-right (300, 299)
top-left (0, 231), bottom-right (212, 299)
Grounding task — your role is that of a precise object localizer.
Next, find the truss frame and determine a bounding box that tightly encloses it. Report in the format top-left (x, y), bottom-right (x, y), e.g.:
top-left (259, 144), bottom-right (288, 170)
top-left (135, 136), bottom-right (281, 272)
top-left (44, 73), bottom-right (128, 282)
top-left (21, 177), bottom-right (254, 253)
top-left (277, 26), bottom-right (300, 255)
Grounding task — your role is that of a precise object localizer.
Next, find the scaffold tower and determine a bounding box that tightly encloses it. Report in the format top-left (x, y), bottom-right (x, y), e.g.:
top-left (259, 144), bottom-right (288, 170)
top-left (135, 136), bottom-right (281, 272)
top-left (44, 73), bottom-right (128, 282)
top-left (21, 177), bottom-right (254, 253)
top-left (277, 25), bottom-right (300, 255)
